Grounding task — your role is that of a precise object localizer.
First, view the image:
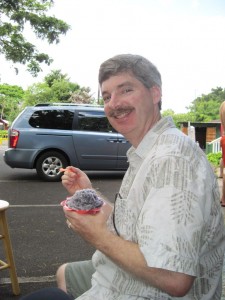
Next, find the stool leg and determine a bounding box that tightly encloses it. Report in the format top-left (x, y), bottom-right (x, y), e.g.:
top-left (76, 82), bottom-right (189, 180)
top-left (0, 211), bottom-right (20, 295)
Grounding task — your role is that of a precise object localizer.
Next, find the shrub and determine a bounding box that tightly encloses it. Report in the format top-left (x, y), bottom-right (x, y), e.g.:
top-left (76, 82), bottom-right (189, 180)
top-left (0, 130), bottom-right (8, 138)
top-left (207, 152), bottom-right (222, 167)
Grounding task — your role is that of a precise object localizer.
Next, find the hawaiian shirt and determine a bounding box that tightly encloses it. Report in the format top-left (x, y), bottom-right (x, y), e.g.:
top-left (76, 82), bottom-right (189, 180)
top-left (77, 117), bottom-right (225, 300)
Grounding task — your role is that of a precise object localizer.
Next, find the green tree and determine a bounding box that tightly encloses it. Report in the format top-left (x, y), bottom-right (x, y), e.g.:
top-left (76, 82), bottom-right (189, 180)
top-left (44, 69), bottom-right (68, 87)
top-left (51, 80), bottom-right (80, 102)
top-left (44, 70), bottom-right (80, 101)
top-left (22, 82), bottom-right (54, 107)
top-left (162, 109), bottom-right (195, 128)
top-left (187, 87), bottom-right (225, 121)
top-left (69, 87), bottom-right (95, 104)
top-left (0, 0), bottom-right (70, 76)
top-left (22, 69), bottom-right (90, 106)
top-left (0, 83), bottom-right (24, 121)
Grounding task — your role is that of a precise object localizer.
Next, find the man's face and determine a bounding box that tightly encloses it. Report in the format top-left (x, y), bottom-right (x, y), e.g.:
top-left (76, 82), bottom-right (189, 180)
top-left (101, 72), bottom-right (161, 147)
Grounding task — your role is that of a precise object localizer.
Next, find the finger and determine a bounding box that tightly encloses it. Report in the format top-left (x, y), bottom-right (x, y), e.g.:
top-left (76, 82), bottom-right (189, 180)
top-left (102, 202), bottom-right (113, 215)
top-left (60, 167), bottom-right (77, 177)
top-left (66, 219), bottom-right (72, 229)
top-left (65, 166), bottom-right (80, 174)
top-left (63, 207), bottom-right (79, 219)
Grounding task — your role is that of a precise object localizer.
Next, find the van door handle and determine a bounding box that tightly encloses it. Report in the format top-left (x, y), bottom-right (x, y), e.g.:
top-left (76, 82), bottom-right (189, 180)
top-left (118, 139), bottom-right (128, 143)
top-left (107, 138), bottom-right (118, 143)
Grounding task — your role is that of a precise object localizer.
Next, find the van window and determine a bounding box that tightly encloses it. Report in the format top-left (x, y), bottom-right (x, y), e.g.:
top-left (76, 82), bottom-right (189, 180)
top-left (78, 111), bottom-right (114, 132)
top-left (29, 109), bottom-right (74, 130)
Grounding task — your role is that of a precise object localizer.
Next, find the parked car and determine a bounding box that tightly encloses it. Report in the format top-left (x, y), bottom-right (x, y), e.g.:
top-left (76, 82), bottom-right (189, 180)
top-left (4, 103), bottom-right (131, 181)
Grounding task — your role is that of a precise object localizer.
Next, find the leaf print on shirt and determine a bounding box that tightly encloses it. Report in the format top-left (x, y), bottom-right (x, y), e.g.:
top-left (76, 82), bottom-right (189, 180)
top-left (170, 190), bottom-right (198, 225)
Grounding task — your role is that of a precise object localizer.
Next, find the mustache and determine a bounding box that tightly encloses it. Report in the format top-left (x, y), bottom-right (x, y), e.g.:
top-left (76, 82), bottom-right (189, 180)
top-left (108, 106), bottom-right (133, 118)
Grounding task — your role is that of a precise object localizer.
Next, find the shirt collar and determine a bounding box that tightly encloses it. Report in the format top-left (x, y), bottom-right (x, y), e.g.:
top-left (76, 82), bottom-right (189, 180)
top-left (127, 116), bottom-right (176, 161)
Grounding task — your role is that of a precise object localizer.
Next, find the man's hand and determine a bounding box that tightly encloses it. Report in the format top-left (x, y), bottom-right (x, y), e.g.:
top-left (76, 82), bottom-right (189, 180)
top-left (64, 201), bottom-right (113, 245)
top-left (61, 166), bottom-right (92, 195)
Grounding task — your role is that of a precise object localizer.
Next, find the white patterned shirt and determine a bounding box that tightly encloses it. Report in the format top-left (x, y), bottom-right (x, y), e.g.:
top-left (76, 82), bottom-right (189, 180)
top-left (77, 117), bottom-right (225, 300)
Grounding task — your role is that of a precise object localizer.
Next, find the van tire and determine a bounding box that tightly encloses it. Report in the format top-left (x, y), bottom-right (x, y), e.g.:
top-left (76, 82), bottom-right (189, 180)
top-left (36, 151), bottom-right (68, 182)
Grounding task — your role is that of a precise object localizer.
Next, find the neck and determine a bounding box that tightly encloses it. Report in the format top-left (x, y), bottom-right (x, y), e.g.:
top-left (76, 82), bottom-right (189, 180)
top-left (129, 113), bottom-right (162, 148)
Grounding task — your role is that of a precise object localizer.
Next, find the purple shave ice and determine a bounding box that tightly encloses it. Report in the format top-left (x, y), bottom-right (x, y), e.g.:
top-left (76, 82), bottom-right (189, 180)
top-left (66, 189), bottom-right (103, 211)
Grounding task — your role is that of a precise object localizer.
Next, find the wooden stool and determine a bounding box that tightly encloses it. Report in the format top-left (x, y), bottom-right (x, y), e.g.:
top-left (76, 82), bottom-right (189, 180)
top-left (0, 200), bottom-right (20, 295)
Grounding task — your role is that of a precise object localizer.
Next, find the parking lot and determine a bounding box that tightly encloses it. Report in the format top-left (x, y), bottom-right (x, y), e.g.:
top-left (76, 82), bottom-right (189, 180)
top-left (0, 143), bottom-right (123, 299)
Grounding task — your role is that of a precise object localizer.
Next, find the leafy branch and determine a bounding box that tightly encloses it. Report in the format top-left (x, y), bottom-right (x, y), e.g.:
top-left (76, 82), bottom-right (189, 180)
top-left (0, 0), bottom-right (70, 76)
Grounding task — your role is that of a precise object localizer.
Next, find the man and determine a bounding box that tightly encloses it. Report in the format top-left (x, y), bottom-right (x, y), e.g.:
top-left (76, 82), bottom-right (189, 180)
top-left (55, 54), bottom-right (225, 299)
top-left (20, 54), bottom-right (225, 299)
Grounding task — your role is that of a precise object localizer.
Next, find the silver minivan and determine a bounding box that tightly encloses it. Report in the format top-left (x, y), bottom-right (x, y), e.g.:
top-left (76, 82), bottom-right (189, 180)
top-left (4, 104), bottom-right (130, 181)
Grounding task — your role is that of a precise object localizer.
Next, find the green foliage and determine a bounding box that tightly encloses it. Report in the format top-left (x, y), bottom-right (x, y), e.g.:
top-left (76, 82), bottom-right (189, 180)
top-left (0, 130), bottom-right (8, 138)
top-left (22, 82), bottom-right (54, 107)
top-left (69, 87), bottom-right (95, 104)
top-left (22, 69), bottom-right (92, 107)
top-left (162, 109), bottom-right (195, 128)
top-left (98, 97), bottom-right (104, 105)
top-left (162, 87), bottom-right (225, 127)
top-left (44, 70), bottom-right (69, 87)
top-left (187, 87), bottom-right (225, 121)
top-left (0, 83), bottom-right (24, 122)
top-left (51, 80), bottom-right (80, 102)
top-left (206, 152), bottom-right (222, 167)
top-left (0, 0), bottom-right (70, 76)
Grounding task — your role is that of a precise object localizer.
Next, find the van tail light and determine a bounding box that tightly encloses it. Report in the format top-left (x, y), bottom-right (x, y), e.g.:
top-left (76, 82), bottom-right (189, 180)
top-left (10, 129), bottom-right (19, 148)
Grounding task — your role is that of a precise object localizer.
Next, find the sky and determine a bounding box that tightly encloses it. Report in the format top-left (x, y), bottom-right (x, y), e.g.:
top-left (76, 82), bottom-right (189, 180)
top-left (0, 0), bottom-right (225, 113)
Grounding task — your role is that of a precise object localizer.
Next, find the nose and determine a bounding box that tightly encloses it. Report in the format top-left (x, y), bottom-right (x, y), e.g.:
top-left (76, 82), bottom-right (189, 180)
top-left (107, 92), bottom-right (120, 110)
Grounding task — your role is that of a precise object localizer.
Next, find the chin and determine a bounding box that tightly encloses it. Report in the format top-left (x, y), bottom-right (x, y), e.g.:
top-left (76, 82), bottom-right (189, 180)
top-left (117, 126), bottom-right (132, 136)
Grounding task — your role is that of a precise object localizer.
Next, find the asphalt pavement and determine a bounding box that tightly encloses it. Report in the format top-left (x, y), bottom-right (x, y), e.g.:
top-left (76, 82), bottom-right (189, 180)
top-left (0, 141), bottom-right (95, 299)
top-left (0, 140), bottom-right (122, 299)
top-left (0, 140), bottom-right (225, 300)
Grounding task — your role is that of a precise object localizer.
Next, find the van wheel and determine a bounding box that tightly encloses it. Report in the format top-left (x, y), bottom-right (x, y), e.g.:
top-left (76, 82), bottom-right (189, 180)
top-left (36, 151), bottom-right (68, 182)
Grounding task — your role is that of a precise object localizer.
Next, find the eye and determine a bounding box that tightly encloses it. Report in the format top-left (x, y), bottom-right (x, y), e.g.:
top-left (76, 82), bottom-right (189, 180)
top-left (103, 95), bottom-right (111, 102)
top-left (122, 87), bottom-right (133, 94)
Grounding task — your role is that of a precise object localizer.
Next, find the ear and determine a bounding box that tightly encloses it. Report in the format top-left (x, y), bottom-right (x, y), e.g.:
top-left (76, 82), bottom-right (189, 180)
top-left (150, 86), bottom-right (162, 105)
